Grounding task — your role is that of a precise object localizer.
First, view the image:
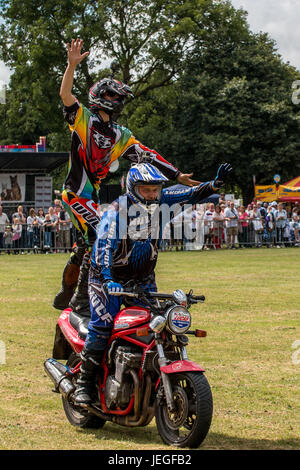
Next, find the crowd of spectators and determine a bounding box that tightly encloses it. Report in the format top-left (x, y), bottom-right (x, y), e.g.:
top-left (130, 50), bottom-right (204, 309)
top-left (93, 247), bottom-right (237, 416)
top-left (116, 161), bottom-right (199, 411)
top-left (161, 196), bottom-right (300, 251)
top-left (1, 197), bottom-right (300, 254)
top-left (0, 199), bottom-right (72, 255)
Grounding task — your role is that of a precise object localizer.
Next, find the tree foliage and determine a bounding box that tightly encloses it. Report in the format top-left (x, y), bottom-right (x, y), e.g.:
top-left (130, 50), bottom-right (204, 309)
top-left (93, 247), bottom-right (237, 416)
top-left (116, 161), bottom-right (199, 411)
top-left (126, 9), bottom-right (300, 203)
top-left (0, 0), bottom-right (300, 203)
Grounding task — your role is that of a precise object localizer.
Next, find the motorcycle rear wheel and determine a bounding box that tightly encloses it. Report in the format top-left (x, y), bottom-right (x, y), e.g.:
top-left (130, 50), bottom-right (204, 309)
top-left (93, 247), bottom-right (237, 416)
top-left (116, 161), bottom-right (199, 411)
top-left (155, 372), bottom-right (212, 448)
top-left (62, 353), bottom-right (106, 429)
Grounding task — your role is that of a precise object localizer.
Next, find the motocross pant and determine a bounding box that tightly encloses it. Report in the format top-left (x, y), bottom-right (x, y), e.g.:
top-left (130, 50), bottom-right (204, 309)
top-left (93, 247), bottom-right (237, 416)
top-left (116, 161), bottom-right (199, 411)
top-left (84, 273), bottom-right (157, 352)
top-left (54, 187), bottom-right (100, 312)
top-left (61, 188), bottom-right (100, 248)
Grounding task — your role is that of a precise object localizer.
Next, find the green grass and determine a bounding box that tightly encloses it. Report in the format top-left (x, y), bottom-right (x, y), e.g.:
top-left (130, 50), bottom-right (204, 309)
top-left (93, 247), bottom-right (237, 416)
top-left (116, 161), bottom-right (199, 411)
top-left (0, 249), bottom-right (299, 450)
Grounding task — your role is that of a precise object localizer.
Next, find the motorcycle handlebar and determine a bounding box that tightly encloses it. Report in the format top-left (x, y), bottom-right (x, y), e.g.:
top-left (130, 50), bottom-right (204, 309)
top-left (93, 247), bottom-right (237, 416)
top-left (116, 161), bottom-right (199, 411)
top-left (108, 289), bottom-right (205, 302)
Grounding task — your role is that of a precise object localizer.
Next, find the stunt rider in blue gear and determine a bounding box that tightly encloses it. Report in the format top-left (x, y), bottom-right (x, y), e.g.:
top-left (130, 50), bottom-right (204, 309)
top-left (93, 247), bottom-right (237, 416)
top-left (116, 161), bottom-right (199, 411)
top-left (74, 162), bottom-right (232, 406)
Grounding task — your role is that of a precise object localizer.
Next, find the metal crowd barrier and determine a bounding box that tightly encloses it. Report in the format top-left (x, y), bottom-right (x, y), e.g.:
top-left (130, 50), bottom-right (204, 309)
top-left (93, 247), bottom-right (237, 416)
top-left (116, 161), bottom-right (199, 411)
top-left (0, 223), bottom-right (76, 254)
top-left (0, 220), bottom-right (299, 253)
top-left (159, 219), bottom-right (300, 251)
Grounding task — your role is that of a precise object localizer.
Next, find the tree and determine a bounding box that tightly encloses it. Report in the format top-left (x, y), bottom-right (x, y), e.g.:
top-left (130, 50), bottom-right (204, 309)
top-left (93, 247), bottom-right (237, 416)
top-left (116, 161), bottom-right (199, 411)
top-left (0, 0), bottom-right (207, 145)
top-left (175, 31), bottom-right (300, 202)
top-left (126, 10), bottom-right (300, 203)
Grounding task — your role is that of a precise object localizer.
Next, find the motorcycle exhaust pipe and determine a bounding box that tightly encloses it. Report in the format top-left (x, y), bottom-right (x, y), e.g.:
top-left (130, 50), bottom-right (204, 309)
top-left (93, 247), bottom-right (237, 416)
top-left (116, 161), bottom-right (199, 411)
top-left (44, 358), bottom-right (75, 398)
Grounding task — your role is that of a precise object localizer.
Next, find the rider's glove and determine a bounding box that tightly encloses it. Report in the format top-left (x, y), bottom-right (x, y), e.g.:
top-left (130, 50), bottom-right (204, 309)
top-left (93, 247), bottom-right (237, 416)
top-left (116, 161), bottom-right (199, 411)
top-left (104, 281), bottom-right (123, 294)
top-left (212, 163), bottom-right (232, 189)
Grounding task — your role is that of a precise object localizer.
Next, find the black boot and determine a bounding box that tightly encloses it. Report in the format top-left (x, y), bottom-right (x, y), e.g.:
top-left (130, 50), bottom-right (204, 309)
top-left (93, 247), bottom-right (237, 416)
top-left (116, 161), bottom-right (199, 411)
top-left (74, 349), bottom-right (103, 406)
top-left (69, 251), bottom-right (91, 315)
top-left (53, 244), bottom-right (86, 310)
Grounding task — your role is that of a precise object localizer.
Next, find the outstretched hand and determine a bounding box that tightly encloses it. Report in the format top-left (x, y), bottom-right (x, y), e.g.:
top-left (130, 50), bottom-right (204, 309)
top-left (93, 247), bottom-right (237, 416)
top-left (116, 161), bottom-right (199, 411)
top-left (67, 38), bottom-right (90, 67)
top-left (177, 172), bottom-right (200, 187)
top-left (213, 163), bottom-right (232, 188)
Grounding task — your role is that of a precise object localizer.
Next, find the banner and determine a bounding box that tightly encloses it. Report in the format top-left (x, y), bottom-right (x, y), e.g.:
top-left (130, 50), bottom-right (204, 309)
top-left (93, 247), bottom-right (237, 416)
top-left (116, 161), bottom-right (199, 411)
top-left (255, 183), bottom-right (300, 202)
top-left (254, 185), bottom-right (277, 202)
top-left (278, 185), bottom-right (300, 200)
top-left (35, 176), bottom-right (52, 209)
top-left (0, 173), bottom-right (25, 202)
top-left (0, 136), bottom-right (46, 153)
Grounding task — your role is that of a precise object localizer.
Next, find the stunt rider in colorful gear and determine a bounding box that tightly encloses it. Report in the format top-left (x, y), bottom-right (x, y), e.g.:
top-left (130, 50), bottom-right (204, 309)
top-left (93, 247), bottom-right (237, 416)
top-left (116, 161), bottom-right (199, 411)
top-left (74, 161), bottom-right (232, 406)
top-left (53, 37), bottom-right (201, 315)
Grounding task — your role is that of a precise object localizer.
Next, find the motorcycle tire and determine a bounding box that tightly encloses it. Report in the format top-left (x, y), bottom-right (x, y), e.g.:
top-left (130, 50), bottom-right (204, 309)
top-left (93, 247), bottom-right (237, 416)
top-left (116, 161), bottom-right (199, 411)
top-left (155, 372), bottom-right (212, 448)
top-left (62, 353), bottom-right (106, 429)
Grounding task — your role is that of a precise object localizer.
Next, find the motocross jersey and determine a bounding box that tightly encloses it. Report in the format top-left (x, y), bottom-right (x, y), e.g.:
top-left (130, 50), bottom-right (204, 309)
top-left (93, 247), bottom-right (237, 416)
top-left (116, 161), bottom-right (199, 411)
top-left (61, 100), bottom-right (180, 245)
top-left (63, 100), bottom-right (179, 193)
top-left (91, 181), bottom-right (218, 284)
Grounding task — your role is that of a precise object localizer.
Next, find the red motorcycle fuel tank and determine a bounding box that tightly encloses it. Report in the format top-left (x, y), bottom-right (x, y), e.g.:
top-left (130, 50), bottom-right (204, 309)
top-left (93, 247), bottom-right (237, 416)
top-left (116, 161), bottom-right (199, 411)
top-left (112, 306), bottom-right (150, 332)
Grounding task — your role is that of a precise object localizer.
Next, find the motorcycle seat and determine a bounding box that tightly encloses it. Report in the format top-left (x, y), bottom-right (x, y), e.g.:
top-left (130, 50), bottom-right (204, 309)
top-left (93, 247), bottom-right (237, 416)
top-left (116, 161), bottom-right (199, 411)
top-left (69, 311), bottom-right (90, 340)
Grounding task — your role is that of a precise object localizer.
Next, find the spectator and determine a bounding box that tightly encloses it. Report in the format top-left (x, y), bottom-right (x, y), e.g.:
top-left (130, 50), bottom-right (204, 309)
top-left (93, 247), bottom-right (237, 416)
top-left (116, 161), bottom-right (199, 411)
top-left (0, 205), bottom-right (10, 253)
top-left (249, 204), bottom-right (264, 247)
top-left (224, 201), bottom-right (239, 249)
top-left (37, 208), bottom-right (45, 224)
top-left (219, 193), bottom-right (226, 206)
top-left (12, 216), bottom-right (22, 254)
top-left (36, 208), bottom-right (46, 250)
top-left (293, 202), bottom-right (299, 215)
top-left (220, 203), bottom-right (226, 245)
top-left (43, 214), bottom-right (53, 251)
top-left (58, 207), bottom-right (71, 252)
top-left (265, 205), bottom-right (276, 248)
top-left (274, 202), bottom-right (287, 247)
top-left (203, 203), bottom-right (215, 250)
top-left (283, 218), bottom-right (291, 247)
top-left (48, 207), bottom-right (58, 251)
top-left (12, 205), bottom-right (26, 254)
top-left (290, 213), bottom-right (300, 246)
top-left (4, 224), bottom-right (13, 254)
top-left (292, 205), bottom-right (299, 219)
top-left (238, 205), bottom-right (249, 248)
top-left (257, 201), bottom-right (267, 219)
top-left (26, 208), bottom-right (37, 254)
top-left (54, 199), bottom-right (63, 210)
top-left (212, 204), bottom-right (224, 249)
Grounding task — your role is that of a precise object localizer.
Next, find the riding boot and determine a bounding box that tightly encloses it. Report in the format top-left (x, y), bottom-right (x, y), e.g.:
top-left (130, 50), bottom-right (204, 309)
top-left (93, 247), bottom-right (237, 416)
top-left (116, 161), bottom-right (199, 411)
top-left (69, 251), bottom-right (90, 316)
top-left (74, 348), bottom-right (103, 405)
top-left (52, 243), bottom-right (86, 310)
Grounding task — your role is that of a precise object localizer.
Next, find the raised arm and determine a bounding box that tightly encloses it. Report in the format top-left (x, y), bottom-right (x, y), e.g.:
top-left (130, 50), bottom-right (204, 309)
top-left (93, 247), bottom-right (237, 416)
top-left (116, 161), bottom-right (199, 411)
top-left (60, 38), bottom-right (90, 107)
top-left (162, 163), bottom-right (233, 206)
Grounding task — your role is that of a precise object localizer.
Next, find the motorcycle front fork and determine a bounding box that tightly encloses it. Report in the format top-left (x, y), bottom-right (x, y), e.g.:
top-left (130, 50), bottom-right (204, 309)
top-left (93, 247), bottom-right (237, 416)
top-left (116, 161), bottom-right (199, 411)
top-left (155, 333), bottom-right (188, 412)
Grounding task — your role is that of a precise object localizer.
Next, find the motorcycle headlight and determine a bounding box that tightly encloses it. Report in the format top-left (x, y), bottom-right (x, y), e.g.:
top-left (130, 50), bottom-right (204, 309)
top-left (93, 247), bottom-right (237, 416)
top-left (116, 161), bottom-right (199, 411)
top-left (166, 306), bottom-right (191, 335)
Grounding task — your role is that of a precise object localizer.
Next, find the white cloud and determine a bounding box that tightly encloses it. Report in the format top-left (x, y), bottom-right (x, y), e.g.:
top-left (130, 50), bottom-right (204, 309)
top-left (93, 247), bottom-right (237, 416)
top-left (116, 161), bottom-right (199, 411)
top-left (230, 0), bottom-right (300, 70)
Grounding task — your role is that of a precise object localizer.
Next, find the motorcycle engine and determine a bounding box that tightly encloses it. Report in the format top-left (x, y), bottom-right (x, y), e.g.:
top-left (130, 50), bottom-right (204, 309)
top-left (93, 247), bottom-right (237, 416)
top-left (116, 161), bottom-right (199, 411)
top-left (105, 345), bottom-right (143, 409)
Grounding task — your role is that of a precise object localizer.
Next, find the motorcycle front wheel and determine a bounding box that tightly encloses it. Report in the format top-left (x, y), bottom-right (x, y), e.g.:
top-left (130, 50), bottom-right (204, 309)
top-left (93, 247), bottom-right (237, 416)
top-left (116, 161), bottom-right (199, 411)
top-left (62, 352), bottom-right (106, 429)
top-left (155, 372), bottom-right (213, 448)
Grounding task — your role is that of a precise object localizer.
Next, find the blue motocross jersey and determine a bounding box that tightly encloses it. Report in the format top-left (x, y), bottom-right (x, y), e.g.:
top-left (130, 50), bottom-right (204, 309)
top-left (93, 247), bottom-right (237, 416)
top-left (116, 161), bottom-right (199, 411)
top-left (91, 181), bottom-right (217, 283)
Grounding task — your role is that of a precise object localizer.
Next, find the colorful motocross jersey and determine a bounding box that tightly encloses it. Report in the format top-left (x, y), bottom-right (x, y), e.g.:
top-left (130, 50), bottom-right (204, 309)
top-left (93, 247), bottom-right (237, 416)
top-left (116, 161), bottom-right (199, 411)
top-left (90, 181), bottom-right (218, 283)
top-left (63, 100), bottom-right (180, 194)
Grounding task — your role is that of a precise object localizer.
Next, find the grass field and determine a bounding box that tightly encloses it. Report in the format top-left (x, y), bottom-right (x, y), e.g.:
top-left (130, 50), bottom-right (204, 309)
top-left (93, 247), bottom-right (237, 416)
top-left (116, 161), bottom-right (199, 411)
top-left (0, 248), bottom-right (299, 450)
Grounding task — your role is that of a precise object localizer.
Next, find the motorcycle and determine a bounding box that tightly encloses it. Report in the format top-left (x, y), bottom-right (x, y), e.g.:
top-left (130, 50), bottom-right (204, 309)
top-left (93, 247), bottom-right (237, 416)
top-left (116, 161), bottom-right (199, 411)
top-left (44, 286), bottom-right (213, 448)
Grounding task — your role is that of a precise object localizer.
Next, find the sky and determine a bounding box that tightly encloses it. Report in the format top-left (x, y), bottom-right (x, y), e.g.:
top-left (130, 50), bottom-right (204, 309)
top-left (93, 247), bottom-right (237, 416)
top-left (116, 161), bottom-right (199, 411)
top-left (230, 0), bottom-right (300, 70)
top-left (0, 0), bottom-right (300, 86)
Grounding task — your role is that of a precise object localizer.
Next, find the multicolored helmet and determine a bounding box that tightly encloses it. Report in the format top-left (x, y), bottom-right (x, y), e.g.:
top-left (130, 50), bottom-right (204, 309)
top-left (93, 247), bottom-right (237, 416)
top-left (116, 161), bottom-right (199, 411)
top-left (88, 78), bottom-right (134, 115)
top-left (126, 163), bottom-right (168, 205)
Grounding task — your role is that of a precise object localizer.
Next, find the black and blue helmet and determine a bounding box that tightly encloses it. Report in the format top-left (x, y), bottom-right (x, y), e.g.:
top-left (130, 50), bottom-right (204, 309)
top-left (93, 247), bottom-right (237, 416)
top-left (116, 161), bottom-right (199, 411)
top-left (126, 163), bottom-right (168, 204)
